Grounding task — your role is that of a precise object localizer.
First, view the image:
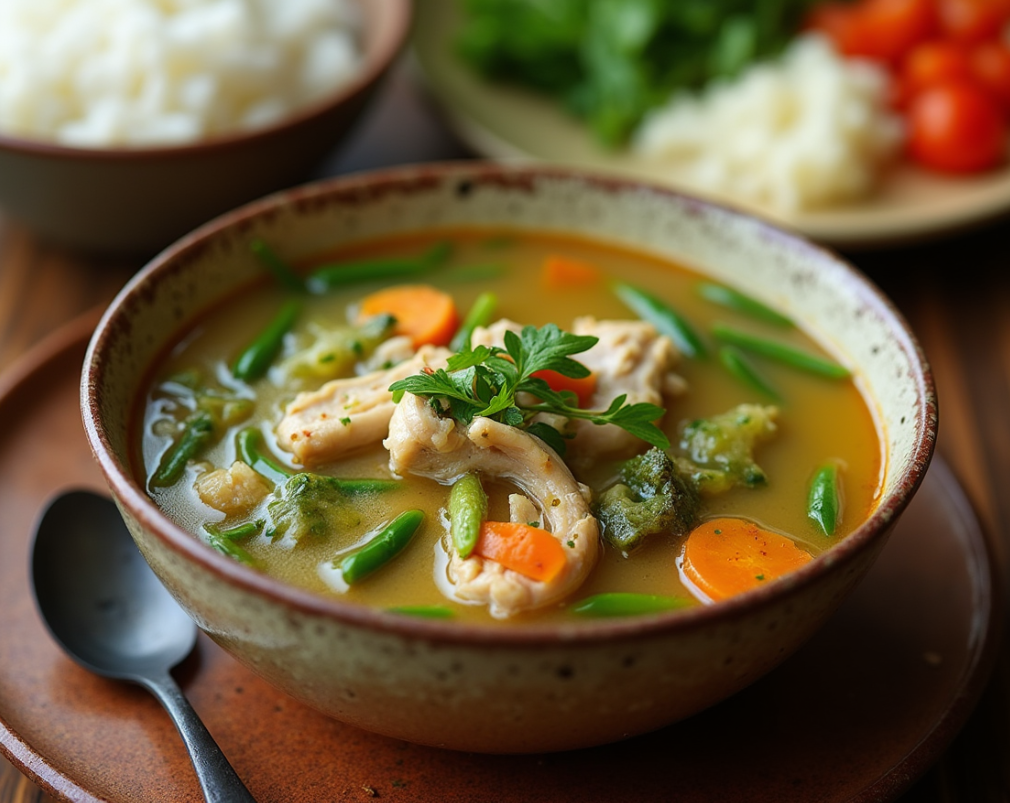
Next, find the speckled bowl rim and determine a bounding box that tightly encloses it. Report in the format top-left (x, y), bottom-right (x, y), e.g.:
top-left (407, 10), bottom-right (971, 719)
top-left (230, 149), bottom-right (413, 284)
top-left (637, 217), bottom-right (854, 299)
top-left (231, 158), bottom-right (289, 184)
top-left (0, 0), bottom-right (411, 161)
top-left (82, 161), bottom-right (938, 648)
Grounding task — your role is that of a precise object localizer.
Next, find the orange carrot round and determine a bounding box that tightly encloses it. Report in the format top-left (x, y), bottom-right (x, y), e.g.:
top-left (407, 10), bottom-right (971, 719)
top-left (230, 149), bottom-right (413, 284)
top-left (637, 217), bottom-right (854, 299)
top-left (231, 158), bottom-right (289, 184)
top-left (474, 521), bottom-right (567, 583)
top-left (682, 517), bottom-right (812, 603)
top-left (540, 254), bottom-right (603, 289)
top-left (357, 284), bottom-right (459, 348)
top-left (531, 368), bottom-right (597, 408)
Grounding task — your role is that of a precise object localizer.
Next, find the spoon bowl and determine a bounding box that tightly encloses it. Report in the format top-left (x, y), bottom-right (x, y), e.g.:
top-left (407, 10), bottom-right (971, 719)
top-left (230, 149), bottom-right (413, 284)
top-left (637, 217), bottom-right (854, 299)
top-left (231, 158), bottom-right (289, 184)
top-left (31, 489), bottom-right (257, 803)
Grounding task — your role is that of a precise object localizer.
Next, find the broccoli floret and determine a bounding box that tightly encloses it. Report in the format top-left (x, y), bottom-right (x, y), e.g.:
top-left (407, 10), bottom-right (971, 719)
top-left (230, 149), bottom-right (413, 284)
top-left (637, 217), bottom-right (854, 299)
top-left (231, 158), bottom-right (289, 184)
top-left (677, 403), bottom-right (778, 495)
top-left (595, 448), bottom-right (701, 555)
top-left (281, 314), bottom-right (395, 383)
top-left (265, 472), bottom-right (363, 545)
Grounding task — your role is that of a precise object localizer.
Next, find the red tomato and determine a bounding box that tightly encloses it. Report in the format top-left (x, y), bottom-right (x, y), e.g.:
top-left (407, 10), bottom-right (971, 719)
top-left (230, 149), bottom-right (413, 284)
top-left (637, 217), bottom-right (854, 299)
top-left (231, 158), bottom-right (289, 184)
top-left (938, 0), bottom-right (1010, 42)
top-left (902, 40), bottom-right (973, 96)
top-left (907, 79), bottom-right (1007, 171)
top-left (971, 40), bottom-right (1010, 111)
top-left (807, 0), bottom-right (937, 63)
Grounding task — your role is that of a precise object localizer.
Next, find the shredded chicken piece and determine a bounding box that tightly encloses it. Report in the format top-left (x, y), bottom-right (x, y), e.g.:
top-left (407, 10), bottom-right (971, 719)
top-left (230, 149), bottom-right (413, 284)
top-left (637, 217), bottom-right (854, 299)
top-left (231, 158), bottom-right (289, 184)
top-left (276, 345), bottom-right (449, 467)
top-left (385, 392), bottom-right (599, 618)
top-left (194, 460), bottom-right (271, 515)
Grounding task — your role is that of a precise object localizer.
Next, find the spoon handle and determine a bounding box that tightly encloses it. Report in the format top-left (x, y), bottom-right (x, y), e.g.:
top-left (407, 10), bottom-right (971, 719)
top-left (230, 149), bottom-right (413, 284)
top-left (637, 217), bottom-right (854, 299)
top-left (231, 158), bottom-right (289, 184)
top-left (141, 672), bottom-right (258, 803)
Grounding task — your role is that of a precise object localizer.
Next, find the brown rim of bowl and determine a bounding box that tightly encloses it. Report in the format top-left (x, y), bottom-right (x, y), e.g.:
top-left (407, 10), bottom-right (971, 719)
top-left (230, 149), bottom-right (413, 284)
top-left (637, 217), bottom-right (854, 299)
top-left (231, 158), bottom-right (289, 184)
top-left (0, 0), bottom-right (411, 161)
top-left (81, 161), bottom-right (939, 648)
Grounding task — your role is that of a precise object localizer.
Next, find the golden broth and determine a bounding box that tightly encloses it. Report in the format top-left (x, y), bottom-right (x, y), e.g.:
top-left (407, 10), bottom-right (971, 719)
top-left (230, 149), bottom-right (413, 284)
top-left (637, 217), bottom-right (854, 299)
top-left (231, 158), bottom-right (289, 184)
top-left (138, 229), bottom-right (883, 624)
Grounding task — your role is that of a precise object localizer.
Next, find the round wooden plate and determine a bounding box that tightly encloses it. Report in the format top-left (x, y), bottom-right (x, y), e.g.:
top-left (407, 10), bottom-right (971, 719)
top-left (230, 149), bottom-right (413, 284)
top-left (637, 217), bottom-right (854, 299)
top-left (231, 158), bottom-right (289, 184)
top-left (0, 312), bottom-right (1001, 803)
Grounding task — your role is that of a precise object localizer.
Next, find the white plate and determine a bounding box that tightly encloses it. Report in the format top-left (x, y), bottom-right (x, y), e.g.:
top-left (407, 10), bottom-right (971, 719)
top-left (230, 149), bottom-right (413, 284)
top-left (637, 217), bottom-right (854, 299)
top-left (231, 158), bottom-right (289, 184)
top-left (411, 0), bottom-right (1010, 248)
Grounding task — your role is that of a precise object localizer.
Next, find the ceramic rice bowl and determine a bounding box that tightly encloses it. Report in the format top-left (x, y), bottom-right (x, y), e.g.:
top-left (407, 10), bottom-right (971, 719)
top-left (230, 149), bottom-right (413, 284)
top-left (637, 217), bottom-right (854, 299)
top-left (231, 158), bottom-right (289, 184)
top-left (82, 163), bottom-right (937, 754)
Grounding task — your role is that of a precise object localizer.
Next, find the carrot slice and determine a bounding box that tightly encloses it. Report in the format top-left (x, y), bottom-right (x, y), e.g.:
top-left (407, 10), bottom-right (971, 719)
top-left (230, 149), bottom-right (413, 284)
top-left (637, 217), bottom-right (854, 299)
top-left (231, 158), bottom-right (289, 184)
top-left (682, 517), bottom-right (812, 603)
top-left (474, 521), bottom-right (568, 583)
top-left (357, 284), bottom-right (459, 348)
top-left (540, 254), bottom-right (603, 289)
top-left (531, 368), bottom-right (597, 408)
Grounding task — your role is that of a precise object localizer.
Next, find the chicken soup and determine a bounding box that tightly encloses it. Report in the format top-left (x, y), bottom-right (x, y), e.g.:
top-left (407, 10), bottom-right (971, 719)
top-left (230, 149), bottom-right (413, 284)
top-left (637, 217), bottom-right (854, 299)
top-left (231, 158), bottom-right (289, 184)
top-left (137, 230), bottom-right (883, 624)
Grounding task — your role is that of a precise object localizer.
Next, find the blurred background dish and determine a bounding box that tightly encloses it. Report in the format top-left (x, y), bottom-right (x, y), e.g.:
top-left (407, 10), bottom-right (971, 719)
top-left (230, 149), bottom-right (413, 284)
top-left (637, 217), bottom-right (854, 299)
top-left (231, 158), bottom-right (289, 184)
top-left (411, 0), bottom-right (1010, 249)
top-left (0, 0), bottom-right (411, 257)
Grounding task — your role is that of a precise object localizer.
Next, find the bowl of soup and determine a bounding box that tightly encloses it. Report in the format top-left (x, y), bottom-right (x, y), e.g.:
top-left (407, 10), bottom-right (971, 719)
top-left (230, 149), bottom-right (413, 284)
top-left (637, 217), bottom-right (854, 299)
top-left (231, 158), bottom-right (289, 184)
top-left (0, 0), bottom-right (409, 256)
top-left (82, 163), bottom-right (936, 753)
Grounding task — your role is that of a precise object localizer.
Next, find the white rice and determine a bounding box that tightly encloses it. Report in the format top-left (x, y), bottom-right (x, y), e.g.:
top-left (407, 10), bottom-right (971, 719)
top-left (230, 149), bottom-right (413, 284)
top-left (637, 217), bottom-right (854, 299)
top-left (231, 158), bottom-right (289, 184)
top-left (0, 0), bottom-right (362, 147)
top-left (632, 35), bottom-right (903, 212)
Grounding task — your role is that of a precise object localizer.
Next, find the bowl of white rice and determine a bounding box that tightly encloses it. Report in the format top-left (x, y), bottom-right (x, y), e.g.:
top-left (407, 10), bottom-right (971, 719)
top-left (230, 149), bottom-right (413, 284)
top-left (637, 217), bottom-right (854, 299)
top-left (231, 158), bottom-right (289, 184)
top-left (0, 0), bottom-right (411, 255)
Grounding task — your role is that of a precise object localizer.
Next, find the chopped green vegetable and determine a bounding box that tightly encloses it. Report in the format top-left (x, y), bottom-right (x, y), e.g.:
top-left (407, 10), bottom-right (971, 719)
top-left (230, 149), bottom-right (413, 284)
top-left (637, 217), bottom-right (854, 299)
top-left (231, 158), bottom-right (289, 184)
top-left (265, 472), bottom-right (399, 544)
top-left (450, 291), bottom-right (497, 352)
top-left (235, 427), bottom-right (293, 484)
top-left (205, 530), bottom-right (256, 565)
top-left (305, 241), bottom-right (453, 293)
top-left (448, 472), bottom-right (488, 558)
top-left (232, 299), bottom-right (301, 382)
top-left (389, 323), bottom-right (670, 451)
top-left (151, 411), bottom-right (215, 487)
top-left (808, 463), bottom-right (841, 536)
top-left (677, 403), bottom-right (778, 494)
top-left (339, 509), bottom-right (425, 584)
top-left (571, 592), bottom-right (690, 617)
top-left (250, 239), bottom-right (306, 294)
top-left (281, 313), bottom-right (395, 383)
top-left (711, 323), bottom-right (851, 379)
top-left (719, 345), bottom-right (781, 401)
top-left (594, 447), bottom-right (700, 554)
top-left (697, 282), bottom-right (793, 326)
top-left (204, 519), bottom-right (265, 540)
top-left (455, 0), bottom-right (814, 146)
top-left (386, 605), bottom-right (455, 619)
top-left (613, 281), bottom-right (706, 358)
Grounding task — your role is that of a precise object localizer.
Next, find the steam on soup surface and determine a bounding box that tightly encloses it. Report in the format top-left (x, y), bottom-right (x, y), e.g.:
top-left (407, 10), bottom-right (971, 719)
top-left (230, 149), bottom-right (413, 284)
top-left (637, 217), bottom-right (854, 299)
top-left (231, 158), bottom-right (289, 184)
top-left (138, 230), bottom-right (883, 624)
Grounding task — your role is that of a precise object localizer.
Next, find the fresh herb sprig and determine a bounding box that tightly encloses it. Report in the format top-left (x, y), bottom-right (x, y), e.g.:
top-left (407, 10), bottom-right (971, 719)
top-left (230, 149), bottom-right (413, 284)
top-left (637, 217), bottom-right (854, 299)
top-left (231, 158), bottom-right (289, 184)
top-left (389, 324), bottom-right (670, 453)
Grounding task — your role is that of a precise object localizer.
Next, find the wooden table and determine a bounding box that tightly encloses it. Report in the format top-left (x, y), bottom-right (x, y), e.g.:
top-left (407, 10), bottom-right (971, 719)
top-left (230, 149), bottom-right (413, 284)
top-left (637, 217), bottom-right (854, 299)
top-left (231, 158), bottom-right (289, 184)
top-left (1, 61), bottom-right (1008, 802)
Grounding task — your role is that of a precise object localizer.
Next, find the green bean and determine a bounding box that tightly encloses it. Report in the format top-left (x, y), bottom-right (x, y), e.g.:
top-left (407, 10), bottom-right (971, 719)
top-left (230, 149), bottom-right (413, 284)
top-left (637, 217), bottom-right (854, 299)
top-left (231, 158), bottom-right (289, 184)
top-left (339, 509), bottom-right (425, 584)
top-left (450, 292), bottom-right (498, 352)
top-left (235, 427), bottom-right (293, 484)
top-left (331, 477), bottom-right (402, 495)
top-left (613, 281), bottom-right (706, 358)
top-left (151, 411), bottom-right (215, 487)
top-left (719, 345), bottom-right (781, 401)
top-left (711, 323), bottom-right (851, 379)
top-left (205, 531), bottom-right (256, 566)
top-left (571, 592), bottom-right (690, 618)
top-left (232, 299), bottom-right (300, 382)
top-left (448, 472), bottom-right (488, 558)
top-left (306, 241), bottom-right (452, 293)
top-left (386, 605), bottom-right (455, 619)
top-left (697, 282), bottom-right (793, 327)
top-left (250, 239), bottom-right (305, 293)
top-left (808, 464), bottom-right (841, 536)
top-left (204, 519), bottom-right (265, 540)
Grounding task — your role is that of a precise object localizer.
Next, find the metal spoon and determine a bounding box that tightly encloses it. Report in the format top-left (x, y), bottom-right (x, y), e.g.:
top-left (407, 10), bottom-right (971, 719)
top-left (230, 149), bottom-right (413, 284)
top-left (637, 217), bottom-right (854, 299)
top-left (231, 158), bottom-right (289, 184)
top-left (30, 489), bottom-right (257, 803)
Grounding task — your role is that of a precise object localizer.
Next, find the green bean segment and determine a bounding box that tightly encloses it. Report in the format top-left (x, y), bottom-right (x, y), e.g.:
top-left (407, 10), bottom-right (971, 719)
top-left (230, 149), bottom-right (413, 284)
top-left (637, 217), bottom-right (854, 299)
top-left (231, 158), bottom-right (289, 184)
top-left (450, 292), bottom-right (498, 352)
top-left (808, 464), bottom-right (841, 536)
top-left (306, 241), bottom-right (452, 293)
top-left (711, 323), bottom-right (850, 379)
top-left (205, 531), bottom-right (256, 565)
top-left (697, 282), bottom-right (793, 326)
top-left (339, 509), bottom-right (424, 584)
top-left (719, 345), bottom-right (781, 401)
top-left (235, 427), bottom-right (293, 484)
top-left (386, 605), bottom-right (455, 619)
top-left (232, 299), bottom-right (300, 382)
top-left (250, 239), bottom-right (305, 294)
top-left (571, 592), bottom-right (690, 617)
top-left (448, 472), bottom-right (488, 558)
top-left (151, 411), bottom-right (215, 487)
top-left (204, 519), bottom-right (265, 540)
top-left (613, 281), bottom-right (706, 358)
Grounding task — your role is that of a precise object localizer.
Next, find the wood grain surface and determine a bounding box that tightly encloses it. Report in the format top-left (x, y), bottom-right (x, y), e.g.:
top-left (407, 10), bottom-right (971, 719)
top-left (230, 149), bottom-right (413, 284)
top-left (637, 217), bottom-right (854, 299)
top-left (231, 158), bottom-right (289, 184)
top-left (1, 62), bottom-right (1008, 802)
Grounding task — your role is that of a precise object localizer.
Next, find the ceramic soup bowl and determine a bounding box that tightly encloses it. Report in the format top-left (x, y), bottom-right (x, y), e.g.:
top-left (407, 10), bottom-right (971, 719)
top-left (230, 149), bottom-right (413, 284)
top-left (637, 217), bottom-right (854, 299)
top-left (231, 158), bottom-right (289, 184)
top-left (82, 163), bottom-right (936, 753)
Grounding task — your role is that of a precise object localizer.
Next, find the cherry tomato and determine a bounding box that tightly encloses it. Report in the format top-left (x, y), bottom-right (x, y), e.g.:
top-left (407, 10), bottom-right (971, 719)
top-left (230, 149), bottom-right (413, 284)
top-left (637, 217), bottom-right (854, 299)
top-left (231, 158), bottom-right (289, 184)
top-left (971, 40), bottom-right (1010, 111)
top-left (901, 40), bottom-right (973, 95)
top-left (807, 0), bottom-right (937, 64)
top-left (938, 0), bottom-right (1010, 42)
top-left (907, 79), bottom-right (1007, 171)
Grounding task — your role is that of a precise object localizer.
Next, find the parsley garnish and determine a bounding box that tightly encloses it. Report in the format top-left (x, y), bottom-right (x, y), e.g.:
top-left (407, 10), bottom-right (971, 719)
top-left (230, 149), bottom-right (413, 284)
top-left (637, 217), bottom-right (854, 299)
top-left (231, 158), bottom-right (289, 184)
top-left (389, 324), bottom-right (670, 453)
